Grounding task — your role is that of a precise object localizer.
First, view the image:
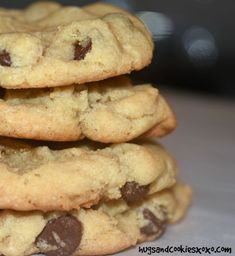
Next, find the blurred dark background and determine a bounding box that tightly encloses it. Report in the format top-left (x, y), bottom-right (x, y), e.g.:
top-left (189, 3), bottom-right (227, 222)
top-left (1, 0), bottom-right (234, 97)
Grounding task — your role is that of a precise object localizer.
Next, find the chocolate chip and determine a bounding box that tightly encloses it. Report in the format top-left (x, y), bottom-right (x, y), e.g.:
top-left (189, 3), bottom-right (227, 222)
top-left (36, 215), bottom-right (83, 256)
top-left (74, 38), bottom-right (92, 61)
top-left (0, 50), bottom-right (11, 67)
top-left (120, 182), bottom-right (150, 203)
top-left (140, 208), bottom-right (167, 238)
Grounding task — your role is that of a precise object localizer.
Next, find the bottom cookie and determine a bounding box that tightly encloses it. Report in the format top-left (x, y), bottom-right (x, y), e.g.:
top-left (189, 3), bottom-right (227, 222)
top-left (0, 183), bottom-right (192, 256)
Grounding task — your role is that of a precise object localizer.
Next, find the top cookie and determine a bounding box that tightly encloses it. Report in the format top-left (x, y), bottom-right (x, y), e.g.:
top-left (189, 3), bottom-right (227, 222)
top-left (0, 2), bottom-right (153, 88)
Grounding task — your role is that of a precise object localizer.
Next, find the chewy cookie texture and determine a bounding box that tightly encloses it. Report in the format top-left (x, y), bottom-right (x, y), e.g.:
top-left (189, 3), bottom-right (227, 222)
top-left (0, 183), bottom-right (192, 256)
top-left (0, 2), bottom-right (153, 88)
top-left (0, 2), bottom-right (192, 256)
top-left (0, 138), bottom-right (177, 211)
top-left (0, 76), bottom-right (176, 143)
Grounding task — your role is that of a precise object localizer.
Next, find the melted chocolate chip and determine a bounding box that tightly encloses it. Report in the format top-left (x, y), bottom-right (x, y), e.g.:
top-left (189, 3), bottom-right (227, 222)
top-left (0, 50), bottom-right (11, 67)
top-left (74, 38), bottom-right (92, 61)
top-left (36, 215), bottom-right (83, 256)
top-left (140, 208), bottom-right (167, 238)
top-left (120, 182), bottom-right (150, 203)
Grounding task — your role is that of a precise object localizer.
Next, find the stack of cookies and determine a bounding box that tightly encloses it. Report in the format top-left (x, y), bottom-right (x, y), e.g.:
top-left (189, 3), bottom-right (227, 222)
top-left (0, 2), bottom-right (192, 256)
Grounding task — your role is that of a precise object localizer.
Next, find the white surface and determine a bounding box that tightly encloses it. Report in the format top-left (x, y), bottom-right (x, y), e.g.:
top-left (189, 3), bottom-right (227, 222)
top-left (117, 89), bottom-right (235, 255)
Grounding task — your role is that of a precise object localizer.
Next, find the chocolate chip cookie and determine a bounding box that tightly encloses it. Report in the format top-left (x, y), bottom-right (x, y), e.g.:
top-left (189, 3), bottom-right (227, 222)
top-left (0, 2), bottom-right (153, 88)
top-left (0, 76), bottom-right (176, 142)
top-left (0, 138), bottom-right (177, 211)
top-left (0, 183), bottom-right (192, 256)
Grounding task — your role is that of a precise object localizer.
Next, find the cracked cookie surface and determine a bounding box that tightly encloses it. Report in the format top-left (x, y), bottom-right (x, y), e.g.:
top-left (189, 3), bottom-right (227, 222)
top-left (0, 76), bottom-right (176, 142)
top-left (0, 2), bottom-right (153, 88)
top-left (0, 138), bottom-right (177, 211)
top-left (0, 183), bottom-right (192, 256)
